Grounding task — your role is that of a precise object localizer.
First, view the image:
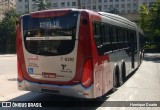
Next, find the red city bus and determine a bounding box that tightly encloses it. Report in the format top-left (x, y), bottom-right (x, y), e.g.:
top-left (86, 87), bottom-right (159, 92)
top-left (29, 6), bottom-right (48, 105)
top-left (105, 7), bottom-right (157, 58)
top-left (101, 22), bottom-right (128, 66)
top-left (16, 9), bottom-right (144, 99)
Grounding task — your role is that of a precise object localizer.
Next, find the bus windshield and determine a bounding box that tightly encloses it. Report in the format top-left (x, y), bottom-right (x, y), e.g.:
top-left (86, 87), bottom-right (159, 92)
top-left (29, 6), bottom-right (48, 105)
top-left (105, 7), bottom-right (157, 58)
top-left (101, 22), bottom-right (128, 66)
top-left (22, 11), bottom-right (78, 56)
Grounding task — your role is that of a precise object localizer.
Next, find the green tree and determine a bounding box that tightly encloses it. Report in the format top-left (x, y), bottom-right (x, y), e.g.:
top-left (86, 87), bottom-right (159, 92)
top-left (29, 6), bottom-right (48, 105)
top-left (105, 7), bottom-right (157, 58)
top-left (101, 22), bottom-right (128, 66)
top-left (149, 0), bottom-right (160, 46)
top-left (34, 0), bottom-right (51, 11)
top-left (0, 10), bottom-right (18, 53)
top-left (138, 4), bottom-right (152, 47)
top-left (138, 0), bottom-right (160, 51)
top-left (138, 4), bottom-right (149, 33)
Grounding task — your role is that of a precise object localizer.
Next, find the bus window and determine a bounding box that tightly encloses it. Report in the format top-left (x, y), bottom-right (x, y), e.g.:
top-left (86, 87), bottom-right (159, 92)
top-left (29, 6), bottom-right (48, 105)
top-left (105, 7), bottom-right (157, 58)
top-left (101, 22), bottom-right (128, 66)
top-left (93, 22), bottom-right (102, 47)
top-left (124, 30), bottom-right (128, 48)
top-left (118, 28), bottom-right (124, 49)
top-left (23, 11), bottom-right (78, 56)
top-left (139, 33), bottom-right (142, 49)
top-left (111, 27), bottom-right (118, 51)
top-left (127, 30), bottom-right (130, 47)
top-left (93, 22), bottom-right (103, 55)
top-left (134, 32), bottom-right (137, 51)
top-left (142, 35), bottom-right (145, 48)
top-left (129, 31), bottom-right (136, 51)
top-left (102, 24), bottom-right (112, 53)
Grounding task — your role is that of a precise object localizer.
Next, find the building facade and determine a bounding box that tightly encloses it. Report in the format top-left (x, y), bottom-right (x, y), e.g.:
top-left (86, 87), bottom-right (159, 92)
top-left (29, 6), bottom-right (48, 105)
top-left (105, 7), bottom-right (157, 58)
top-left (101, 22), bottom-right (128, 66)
top-left (16, 0), bottom-right (154, 21)
top-left (81, 0), bottom-right (154, 14)
top-left (16, 0), bottom-right (79, 14)
top-left (16, 0), bottom-right (154, 14)
top-left (0, 0), bottom-right (16, 20)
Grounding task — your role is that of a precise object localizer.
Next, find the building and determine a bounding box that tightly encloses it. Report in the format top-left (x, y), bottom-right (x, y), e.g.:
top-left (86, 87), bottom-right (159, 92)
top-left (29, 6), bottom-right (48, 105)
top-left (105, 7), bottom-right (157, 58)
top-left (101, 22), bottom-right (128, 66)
top-left (0, 0), bottom-right (16, 20)
top-left (81, 0), bottom-right (154, 14)
top-left (16, 0), bottom-right (79, 14)
top-left (16, 0), bottom-right (154, 21)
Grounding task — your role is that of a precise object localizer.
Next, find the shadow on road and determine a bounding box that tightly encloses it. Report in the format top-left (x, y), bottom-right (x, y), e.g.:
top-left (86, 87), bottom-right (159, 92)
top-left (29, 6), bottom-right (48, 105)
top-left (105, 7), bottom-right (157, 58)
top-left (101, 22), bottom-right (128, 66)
top-left (144, 53), bottom-right (160, 63)
top-left (1, 91), bottom-right (111, 110)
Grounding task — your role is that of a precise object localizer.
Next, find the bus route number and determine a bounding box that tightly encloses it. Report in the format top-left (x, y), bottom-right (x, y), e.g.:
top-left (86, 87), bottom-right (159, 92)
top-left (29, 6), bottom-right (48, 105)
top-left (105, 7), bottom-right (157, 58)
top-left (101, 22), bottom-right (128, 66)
top-left (61, 57), bottom-right (74, 62)
top-left (40, 21), bottom-right (59, 29)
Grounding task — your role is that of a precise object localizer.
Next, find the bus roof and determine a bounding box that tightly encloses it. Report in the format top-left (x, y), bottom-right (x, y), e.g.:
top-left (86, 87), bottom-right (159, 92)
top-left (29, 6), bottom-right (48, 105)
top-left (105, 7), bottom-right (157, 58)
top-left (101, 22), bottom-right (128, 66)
top-left (98, 12), bottom-right (136, 27)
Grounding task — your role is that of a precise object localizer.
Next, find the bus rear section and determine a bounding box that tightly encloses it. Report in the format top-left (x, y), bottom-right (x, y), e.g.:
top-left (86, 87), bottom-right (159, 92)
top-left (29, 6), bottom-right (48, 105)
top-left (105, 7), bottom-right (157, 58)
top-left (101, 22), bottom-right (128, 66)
top-left (17, 9), bottom-right (95, 98)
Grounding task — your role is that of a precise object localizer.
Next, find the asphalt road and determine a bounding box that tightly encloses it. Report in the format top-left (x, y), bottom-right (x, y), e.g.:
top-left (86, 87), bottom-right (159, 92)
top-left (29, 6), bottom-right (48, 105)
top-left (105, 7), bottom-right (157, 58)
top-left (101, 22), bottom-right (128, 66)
top-left (0, 55), bottom-right (17, 76)
top-left (0, 53), bottom-right (160, 110)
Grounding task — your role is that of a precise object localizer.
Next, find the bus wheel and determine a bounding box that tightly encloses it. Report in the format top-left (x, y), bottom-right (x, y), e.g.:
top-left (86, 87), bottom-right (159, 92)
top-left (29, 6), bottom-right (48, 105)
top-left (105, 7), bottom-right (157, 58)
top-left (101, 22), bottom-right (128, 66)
top-left (121, 62), bottom-right (126, 85)
top-left (140, 52), bottom-right (142, 64)
top-left (113, 65), bottom-right (120, 92)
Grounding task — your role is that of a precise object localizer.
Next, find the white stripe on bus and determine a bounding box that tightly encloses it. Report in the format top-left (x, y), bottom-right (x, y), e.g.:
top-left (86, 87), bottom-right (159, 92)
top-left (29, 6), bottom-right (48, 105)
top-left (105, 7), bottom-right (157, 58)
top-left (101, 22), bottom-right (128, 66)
top-left (26, 36), bottom-right (72, 40)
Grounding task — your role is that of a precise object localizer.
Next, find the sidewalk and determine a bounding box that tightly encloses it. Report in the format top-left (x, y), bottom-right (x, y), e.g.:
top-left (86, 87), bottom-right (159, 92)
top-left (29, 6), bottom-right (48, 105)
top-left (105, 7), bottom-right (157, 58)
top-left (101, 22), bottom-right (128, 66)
top-left (107, 53), bottom-right (160, 101)
top-left (0, 54), bottom-right (16, 58)
top-left (0, 55), bottom-right (28, 101)
top-left (102, 53), bottom-right (160, 110)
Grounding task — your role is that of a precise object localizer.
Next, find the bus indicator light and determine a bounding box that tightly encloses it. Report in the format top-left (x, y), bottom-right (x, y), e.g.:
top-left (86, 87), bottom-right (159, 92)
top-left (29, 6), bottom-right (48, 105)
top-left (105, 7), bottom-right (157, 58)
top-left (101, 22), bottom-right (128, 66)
top-left (81, 59), bottom-right (93, 88)
top-left (17, 59), bottom-right (24, 82)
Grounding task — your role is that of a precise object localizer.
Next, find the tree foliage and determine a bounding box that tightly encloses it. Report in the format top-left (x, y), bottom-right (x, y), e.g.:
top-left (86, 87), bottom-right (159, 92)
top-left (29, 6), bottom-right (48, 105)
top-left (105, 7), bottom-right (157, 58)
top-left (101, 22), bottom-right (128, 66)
top-left (0, 10), bottom-right (19, 53)
top-left (138, 0), bottom-right (160, 50)
top-left (139, 4), bottom-right (149, 33)
top-left (0, 0), bottom-right (51, 54)
top-left (34, 0), bottom-right (51, 11)
top-left (149, 0), bottom-right (160, 41)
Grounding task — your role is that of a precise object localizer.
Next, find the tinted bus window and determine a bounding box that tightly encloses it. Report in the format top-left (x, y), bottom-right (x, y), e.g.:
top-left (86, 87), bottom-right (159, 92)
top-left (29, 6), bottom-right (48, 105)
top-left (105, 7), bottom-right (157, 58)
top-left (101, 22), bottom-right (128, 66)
top-left (23, 11), bottom-right (78, 56)
top-left (103, 25), bottom-right (110, 44)
top-left (112, 27), bottom-right (118, 43)
top-left (102, 24), bottom-right (112, 52)
top-left (111, 27), bottom-right (118, 51)
top-left (130, 31), bottom-right (136, 51)
top-left (124, 30), bottom-right (128, 48)
top-left (118, 28), bottom-right (124, 49)
top-left (93, 22), bottom-right (104, 55)
top-left (134, 32), bottom-right (137, 50)
top-left (93, 22), bottom-right (102, 47)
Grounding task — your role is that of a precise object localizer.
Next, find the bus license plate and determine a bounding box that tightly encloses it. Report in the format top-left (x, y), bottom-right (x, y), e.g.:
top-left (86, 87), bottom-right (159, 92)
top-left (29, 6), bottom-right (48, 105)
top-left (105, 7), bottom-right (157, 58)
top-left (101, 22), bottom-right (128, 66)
top-left (42, 72), bottom-right (56, 78)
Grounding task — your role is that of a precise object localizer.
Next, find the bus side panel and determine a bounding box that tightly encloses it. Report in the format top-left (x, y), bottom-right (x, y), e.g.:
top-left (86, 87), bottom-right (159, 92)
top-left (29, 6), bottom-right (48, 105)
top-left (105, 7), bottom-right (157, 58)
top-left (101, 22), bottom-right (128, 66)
top-left (94, 66), bottom-right (103, 97)
top-left (89, 13), bottom-right (112, 98)
top-left (76, 11), bottom-right (93, 83)
top-left (101, 59), bottom-right (112, 95)
top-left (93, 57), bottom-right (112, 97)
top-left (17, 18), bottom-right (28, 90)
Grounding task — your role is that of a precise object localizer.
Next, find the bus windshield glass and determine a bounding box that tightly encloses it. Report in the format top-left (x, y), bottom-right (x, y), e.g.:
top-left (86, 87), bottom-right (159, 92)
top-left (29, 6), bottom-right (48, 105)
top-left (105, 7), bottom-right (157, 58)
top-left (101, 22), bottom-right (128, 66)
top-left (22, 11), bottom-right (78, 56)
